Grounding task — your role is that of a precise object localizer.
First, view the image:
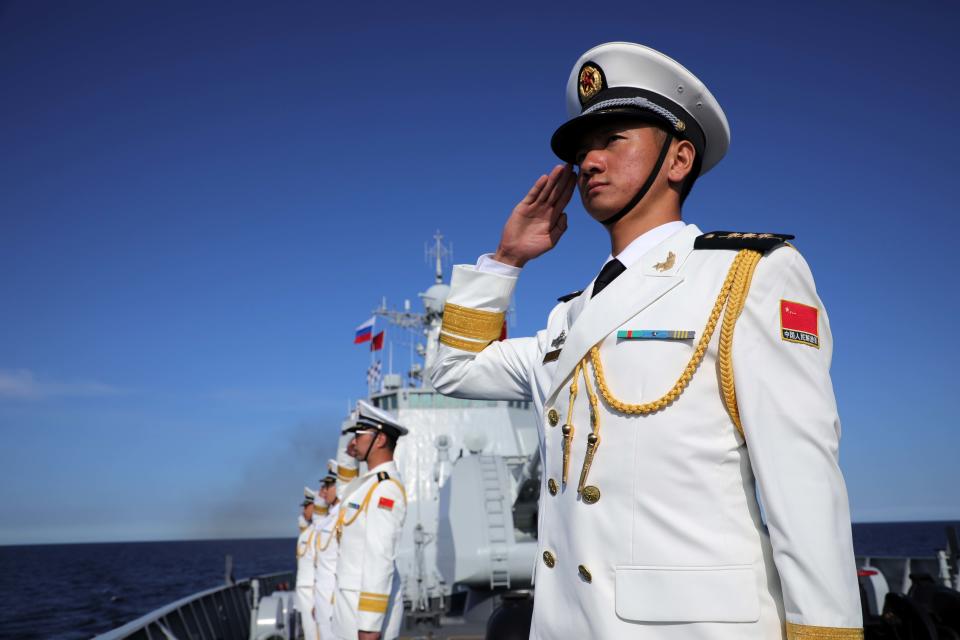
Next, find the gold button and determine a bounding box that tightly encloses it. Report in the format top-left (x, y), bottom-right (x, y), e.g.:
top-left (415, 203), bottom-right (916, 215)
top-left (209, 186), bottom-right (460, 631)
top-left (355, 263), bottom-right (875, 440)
top-left (578, 564), bottom-right (592, 583)
top-left (581, 485), bottom-right (600, 504)
top-left (542, 551), bottom-right (556, 568)
top-left (547, 478), bottom-right (558, 495)
top-left (547, 408), bottom-right (559, 426)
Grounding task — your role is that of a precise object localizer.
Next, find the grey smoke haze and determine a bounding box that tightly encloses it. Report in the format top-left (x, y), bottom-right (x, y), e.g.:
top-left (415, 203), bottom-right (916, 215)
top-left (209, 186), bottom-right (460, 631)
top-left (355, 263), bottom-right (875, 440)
top-left (189, 416), bottom-right (342, 540)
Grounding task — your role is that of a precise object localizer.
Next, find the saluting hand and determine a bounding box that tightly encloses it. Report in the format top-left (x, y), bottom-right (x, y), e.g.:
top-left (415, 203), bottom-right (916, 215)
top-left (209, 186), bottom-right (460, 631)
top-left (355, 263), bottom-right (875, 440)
top-left (493, 164), bottom-right (575, 268)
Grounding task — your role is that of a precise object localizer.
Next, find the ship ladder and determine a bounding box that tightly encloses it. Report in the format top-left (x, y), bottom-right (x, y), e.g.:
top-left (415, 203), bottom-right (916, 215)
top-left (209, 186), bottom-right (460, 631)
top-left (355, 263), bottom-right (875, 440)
top-left (479, 455), bottom-right (512, 590)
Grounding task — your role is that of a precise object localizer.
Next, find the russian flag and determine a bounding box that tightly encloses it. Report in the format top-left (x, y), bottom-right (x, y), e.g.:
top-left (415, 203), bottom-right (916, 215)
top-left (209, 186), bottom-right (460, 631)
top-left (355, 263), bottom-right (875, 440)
top-left (354, 317), bottom-right (375, 344)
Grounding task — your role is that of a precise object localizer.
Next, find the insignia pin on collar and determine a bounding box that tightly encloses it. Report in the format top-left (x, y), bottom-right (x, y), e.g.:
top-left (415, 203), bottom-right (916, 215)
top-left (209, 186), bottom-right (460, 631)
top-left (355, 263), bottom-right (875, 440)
top-left (653, 251), bottom-right (676, 272)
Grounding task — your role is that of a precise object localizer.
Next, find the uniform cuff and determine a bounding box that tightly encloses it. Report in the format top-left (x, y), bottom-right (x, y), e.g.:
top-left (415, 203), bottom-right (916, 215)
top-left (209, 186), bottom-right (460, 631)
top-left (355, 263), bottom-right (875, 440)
top-left (476, 253), bottom-right (523, 277)
top-left (786, 622), bottom-right (864, 639)
top-left (357, 591), bottom-right (389, 631)
top-left (439, 264), bottom-right (517, 352)
top-left (447, 264), bottom-right (517, 311)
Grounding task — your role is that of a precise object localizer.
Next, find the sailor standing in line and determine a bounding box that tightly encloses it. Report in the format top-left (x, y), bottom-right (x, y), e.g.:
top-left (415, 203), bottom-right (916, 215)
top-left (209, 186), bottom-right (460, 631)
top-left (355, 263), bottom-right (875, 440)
top-left (430, 42), bottom-right (862, 639)
top-left (332, 400), bottom-right (408, 640)
top-left (336, 427), bottom-right (361, 494)
top-left (296, 486), bottom-right (320, 640)
top-left (314, 461), bottom-right (341, 640)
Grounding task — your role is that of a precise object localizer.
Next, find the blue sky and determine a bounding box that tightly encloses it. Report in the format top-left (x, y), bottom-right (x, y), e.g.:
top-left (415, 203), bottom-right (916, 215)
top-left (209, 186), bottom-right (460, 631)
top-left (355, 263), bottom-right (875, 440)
top-left (1, 0), bottom-right (957, 544)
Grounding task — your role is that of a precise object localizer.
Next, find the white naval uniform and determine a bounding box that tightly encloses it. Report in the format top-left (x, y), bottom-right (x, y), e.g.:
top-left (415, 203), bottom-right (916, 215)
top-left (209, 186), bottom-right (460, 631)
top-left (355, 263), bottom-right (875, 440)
top-left (332, 460), bottom-right (407, 640)
top-left (314, 501), bottom-right (340, 640)
top-left (296, 518), bottom-right (320, 640)
top-left (430, 222), bottom-right (863, 640)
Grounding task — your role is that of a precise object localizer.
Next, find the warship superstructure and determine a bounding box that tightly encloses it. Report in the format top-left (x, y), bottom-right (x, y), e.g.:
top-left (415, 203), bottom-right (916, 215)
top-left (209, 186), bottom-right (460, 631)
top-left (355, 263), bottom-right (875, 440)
top-left (356, 232), bottom-right (539, 625)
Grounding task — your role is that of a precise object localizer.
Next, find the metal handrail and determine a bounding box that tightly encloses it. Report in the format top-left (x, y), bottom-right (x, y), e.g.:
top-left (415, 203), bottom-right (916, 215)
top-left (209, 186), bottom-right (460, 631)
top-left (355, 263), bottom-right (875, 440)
top-left (95, 571), bottom-right (294, 640)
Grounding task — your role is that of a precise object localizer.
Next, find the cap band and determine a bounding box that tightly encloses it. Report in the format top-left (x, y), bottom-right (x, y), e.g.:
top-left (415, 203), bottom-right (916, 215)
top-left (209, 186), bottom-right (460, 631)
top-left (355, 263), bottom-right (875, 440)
top-left (583, 97), bottom-right (684, 131)
top-left (356, 417), bottom-right (384, 430)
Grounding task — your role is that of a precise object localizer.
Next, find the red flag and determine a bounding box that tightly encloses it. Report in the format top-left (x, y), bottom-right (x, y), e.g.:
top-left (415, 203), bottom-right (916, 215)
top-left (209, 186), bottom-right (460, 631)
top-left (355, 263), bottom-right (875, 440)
top-left (370, 331), bottom-right (385, 352)
top-left (780, 300), bottom-right (819, 348)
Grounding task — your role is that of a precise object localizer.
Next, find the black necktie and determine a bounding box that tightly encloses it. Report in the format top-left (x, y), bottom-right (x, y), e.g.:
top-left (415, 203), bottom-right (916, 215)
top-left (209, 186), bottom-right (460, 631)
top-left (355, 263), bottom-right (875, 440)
top-left (591, 258), bottom-right (626, 298)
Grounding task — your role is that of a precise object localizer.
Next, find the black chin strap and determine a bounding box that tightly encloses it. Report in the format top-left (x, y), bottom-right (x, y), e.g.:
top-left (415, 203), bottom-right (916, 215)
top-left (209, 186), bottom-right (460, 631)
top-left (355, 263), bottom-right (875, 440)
top-left (359, 430), bottom-right (378, 463)
top-left (601, 133), bottom-right (673, 227)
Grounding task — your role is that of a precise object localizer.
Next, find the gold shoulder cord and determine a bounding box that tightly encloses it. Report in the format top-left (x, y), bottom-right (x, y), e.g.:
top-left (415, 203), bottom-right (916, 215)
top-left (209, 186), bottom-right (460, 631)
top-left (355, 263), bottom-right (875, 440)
top-left (316, 517), bottom-right (337, 552)
top-left (568, 249), bottom-right (763, 494)
top-left (334, 482), bottom-right (376, 543)
top-left (333, 478), bottom-right (409, 543)
top-left (297, 529), bottom-right (315, 558)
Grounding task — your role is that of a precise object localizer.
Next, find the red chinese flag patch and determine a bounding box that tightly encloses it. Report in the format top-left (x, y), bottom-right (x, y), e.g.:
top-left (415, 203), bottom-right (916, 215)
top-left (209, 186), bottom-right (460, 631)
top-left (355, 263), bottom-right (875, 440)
top-left (378, 497), bottom-right (395, 510)
top-left (780, 300), bottom-right (819, 348)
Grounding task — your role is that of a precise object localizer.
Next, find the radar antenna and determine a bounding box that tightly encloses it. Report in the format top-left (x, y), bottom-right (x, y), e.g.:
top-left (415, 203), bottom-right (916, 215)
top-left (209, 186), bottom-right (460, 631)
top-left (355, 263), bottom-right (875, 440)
top-left (425, 230), bottom-right (453, 284)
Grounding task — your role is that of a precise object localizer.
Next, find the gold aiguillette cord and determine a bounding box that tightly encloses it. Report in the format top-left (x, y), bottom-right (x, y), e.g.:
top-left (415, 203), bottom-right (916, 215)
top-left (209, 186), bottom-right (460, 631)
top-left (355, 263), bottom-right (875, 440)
top-left (561, 362), bottom-right (580, 486)
top-left (576, 358), bottom-right (601, 497)
top-left (562, 359), bottom-right (602, 497)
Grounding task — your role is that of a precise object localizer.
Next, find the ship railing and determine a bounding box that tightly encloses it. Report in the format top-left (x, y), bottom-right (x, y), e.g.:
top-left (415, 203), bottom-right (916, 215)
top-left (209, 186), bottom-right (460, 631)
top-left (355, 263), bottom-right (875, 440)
top-left (94, 570), bottom-right (294, 640)
top-left (856, 555), bottom-right (955, 594)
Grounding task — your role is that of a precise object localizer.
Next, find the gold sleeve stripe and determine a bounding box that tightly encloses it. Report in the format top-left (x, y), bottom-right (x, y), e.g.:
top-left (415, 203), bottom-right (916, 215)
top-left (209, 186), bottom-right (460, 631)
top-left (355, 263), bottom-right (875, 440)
top-left (439, 332), bottom-right (490, 353)
top-left (337, 467), bottom-right (358, 480)
top-left (441, 303), bottom-right (505, 341)
top-left (786, 623), bottom-right (864, 640)
top-left (358, 593), bottom-right (389, 613)
top-left (359, 591), bottom-right (389, 599)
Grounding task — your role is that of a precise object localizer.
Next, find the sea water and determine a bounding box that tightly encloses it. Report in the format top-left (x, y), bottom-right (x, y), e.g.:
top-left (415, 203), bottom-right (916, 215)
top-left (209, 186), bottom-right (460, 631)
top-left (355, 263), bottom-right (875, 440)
top-left (0, 522), bottom-right (957, 639)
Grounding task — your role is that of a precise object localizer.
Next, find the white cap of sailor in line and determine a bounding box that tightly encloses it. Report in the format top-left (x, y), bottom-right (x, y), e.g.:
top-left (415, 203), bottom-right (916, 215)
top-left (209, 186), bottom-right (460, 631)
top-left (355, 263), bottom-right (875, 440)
top-left (342, 399), bottom-right (409, 464)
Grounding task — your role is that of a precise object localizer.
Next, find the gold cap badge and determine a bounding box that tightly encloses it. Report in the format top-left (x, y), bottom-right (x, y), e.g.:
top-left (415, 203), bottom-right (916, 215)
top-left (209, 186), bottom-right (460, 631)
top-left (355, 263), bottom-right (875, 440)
top-left (578, 62), bottom-right (605, 105)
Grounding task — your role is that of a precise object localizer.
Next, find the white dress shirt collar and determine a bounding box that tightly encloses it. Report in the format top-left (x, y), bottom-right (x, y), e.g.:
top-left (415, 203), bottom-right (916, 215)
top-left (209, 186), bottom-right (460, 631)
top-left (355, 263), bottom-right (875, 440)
top-left (604, 219), bottom-right (686, 270)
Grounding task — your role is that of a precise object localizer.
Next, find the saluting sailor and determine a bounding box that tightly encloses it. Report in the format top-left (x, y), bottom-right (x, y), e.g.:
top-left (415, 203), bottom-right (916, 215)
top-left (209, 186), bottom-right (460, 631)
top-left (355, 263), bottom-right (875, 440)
top-left (332, 400), bottom-right (408, 640)
top-left (430, 42), bottom-right (863, 639)
top-left (314, 460), bottom-right (342, 640)
top-left (336, 428), bottom-right (361, 494)
top-left (296, 486), bottom-right (321, 640)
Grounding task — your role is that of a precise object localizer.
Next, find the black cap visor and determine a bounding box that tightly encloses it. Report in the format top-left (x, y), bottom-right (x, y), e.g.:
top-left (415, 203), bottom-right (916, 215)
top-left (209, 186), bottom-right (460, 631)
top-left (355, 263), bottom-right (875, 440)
top-left (551, 109), bottom-right (672, 164)
top-left (551, 87), bottom-right (705, 167)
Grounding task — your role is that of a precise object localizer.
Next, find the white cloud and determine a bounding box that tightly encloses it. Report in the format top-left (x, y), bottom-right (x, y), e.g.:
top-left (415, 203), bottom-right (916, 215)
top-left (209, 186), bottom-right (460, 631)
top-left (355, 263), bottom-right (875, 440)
top-left (0, 368), bottom-right (121, 400)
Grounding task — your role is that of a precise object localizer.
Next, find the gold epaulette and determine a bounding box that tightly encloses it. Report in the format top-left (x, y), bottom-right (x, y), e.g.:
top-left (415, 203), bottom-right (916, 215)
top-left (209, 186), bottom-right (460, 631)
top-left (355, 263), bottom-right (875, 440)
top-left (694, 231), bottom-right (794, 252)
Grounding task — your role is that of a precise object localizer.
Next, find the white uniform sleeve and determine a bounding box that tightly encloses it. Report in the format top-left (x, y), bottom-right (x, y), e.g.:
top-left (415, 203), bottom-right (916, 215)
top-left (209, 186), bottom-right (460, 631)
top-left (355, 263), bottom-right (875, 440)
top-left (734, 247), bottom-right (863, 638)
top-left (336, 434), bottom-right (359, 492)
top-left (429, 264), bottom-right (540, 401)
top-left (357, 480), bottom-right (406, 632)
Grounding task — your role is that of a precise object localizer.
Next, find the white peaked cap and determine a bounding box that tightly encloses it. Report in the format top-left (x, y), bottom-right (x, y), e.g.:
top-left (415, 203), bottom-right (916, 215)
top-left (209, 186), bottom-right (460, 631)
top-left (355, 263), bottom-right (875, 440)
top-left (345, 399), bottom-right (408, 438)
top-left (551, 42), bottom-right (730, 177)
top-left (321, 458), bottom-right (338, 485)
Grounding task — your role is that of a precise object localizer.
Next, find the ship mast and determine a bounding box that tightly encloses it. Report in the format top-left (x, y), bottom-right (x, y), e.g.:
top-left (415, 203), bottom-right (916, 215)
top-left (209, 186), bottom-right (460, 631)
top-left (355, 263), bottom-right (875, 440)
top-left (370, 231), bottom-right (452, 390)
